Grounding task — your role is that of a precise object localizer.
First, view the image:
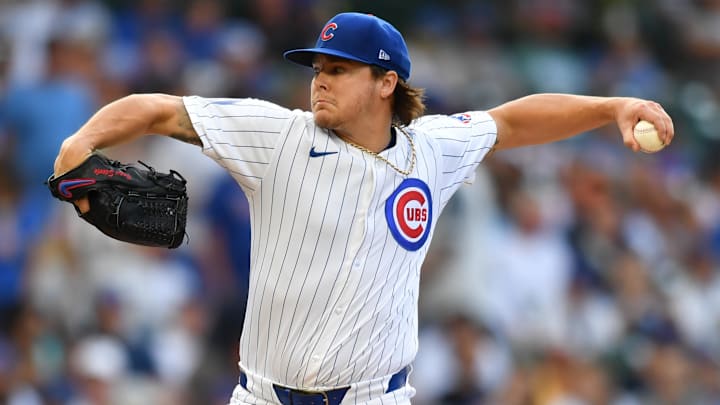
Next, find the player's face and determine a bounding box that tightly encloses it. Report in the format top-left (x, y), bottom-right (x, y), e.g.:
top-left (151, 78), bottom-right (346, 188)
top-left (310, 55), bottom-right (380, 130)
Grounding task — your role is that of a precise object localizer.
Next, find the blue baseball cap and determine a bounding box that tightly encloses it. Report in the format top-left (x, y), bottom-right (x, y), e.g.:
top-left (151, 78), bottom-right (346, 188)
top-left (284, 13), bottom-right (411, 81)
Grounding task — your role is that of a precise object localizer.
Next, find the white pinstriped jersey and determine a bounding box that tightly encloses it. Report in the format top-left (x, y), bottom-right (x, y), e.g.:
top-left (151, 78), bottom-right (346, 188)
top-left (183, 96), bottom-right (497, 401)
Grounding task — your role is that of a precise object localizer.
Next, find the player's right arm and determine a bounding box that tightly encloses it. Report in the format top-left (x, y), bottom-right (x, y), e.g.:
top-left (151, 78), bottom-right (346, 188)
top-left (54, 93), bottom-right (199, 177)
top-left (54, 93), bottom-right (198, 213)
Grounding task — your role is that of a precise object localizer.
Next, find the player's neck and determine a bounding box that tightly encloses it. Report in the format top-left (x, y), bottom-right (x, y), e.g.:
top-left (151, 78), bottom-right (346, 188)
top-left (335, 118), bottom-right (394, 153)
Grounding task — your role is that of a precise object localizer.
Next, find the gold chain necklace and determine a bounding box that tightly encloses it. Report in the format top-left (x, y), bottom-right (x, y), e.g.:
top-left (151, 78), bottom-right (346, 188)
top-left (340, 126), bottom-right (416, 177)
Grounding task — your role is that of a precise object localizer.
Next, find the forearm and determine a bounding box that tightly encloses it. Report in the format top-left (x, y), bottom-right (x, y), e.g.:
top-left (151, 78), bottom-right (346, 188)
top-left (488, 94), bottom-right (625, 150)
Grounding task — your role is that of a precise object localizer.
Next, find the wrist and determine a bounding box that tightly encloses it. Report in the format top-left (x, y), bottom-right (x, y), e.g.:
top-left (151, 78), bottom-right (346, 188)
top-left (604, 97), bottom-right (625, 122)
top-left (55, 135), bottom-right (95, 176)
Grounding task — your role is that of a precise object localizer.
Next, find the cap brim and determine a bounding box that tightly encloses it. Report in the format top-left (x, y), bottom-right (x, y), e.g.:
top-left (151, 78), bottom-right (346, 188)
top-left (283, 47), bottom-right (372, 68)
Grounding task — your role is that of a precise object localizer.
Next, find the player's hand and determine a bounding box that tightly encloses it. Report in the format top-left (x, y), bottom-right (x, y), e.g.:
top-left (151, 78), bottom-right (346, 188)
top-left (614, 97), bottom-right (674, 152)
top-left (53, 135), bottom-right (94, 213)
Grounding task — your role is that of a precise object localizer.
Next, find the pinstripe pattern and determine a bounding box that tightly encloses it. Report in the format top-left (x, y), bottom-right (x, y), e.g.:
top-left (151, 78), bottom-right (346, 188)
top-left (183, 97), bottom-right (496, 404)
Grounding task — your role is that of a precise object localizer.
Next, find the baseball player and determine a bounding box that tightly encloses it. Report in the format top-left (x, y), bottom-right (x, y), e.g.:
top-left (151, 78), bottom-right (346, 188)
top-left (53, 12), bottom-right (674, 405)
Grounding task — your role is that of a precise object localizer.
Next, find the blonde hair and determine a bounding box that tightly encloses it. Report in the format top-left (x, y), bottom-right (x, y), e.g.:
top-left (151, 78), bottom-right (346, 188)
top-left (371, 66), bottom-right (426, 126)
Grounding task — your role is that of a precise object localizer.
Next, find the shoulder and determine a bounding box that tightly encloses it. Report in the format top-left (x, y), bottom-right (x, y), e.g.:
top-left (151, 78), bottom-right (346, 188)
top-left (409, 112), bottom-right (496, 147)
top-left (182, 96), bottom-right (292, 113)
top-left (182, 96), bottom-right (315, 126)
top-left (409, 112), bottom-right (498, 157)
top-left (411, 111), bottom-right (496, 133)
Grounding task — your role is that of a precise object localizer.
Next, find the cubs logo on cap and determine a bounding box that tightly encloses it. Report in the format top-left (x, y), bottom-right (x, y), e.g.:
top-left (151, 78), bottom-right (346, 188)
top-left (385, 178), bottom-right (433, 251)
top-left (320, 22), bottom-right (338, 41)
top-left (283, 12), bottom-right (412, 81)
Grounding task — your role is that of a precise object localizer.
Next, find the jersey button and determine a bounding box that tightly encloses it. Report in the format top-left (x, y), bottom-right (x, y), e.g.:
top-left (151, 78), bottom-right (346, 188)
top-left (353, 261), bottom-right (362, 269)
top-left (311, 354), bottom-right (322, 363)
top-left (335, 306), bottom-right (345, 315)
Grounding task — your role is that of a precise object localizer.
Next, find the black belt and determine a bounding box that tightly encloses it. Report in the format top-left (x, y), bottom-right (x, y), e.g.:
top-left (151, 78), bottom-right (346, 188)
top-left (239, 366), bottom-right (409, 405)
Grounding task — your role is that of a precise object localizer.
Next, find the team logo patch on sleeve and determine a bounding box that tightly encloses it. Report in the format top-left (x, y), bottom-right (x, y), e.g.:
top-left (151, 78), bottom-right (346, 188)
top-left (385, 178), bottom-right (433, 251)
top-left (451, 113), bottom-right (472, 124)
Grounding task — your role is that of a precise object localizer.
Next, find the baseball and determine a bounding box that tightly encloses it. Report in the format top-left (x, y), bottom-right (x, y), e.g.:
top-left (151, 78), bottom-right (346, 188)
top-left (633, 120), bottom-right (665, 153)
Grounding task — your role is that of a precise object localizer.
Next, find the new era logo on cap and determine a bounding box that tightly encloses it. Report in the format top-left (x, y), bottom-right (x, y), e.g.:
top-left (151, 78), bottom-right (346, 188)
top-left (283, 12), bottom-right (411, 81)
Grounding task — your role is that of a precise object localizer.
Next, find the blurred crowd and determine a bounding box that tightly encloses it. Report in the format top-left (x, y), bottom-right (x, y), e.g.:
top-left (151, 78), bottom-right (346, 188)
top-left (1, 0), bottom-right (720, 404)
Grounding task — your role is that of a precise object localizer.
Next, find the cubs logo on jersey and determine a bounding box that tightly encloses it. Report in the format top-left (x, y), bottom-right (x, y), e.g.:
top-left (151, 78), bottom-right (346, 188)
top-left (385, 178), bottom-right (433, 251)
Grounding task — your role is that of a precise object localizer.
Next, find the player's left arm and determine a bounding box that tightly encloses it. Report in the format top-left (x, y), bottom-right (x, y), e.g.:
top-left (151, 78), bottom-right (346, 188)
top-left (487, 93), bottom-right (674, 152)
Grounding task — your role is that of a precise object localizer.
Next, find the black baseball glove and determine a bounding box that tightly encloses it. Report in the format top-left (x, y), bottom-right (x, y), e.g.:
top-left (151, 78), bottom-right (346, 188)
top-left (47, 153), bottom-right (188, 249)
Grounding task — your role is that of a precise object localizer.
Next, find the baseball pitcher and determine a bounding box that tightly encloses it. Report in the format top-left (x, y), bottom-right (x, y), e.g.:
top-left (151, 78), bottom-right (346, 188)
top-left (50, 12), bottom-right (674, 405)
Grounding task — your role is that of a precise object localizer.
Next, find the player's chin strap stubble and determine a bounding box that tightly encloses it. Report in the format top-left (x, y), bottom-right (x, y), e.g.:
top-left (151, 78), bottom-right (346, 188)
top-left (340, 126), bottom-right (416, 177)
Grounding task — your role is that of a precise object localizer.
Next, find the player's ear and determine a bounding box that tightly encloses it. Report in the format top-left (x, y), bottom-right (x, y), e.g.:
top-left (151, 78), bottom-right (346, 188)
top-left (379, 70), bottom-right (398, 99)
